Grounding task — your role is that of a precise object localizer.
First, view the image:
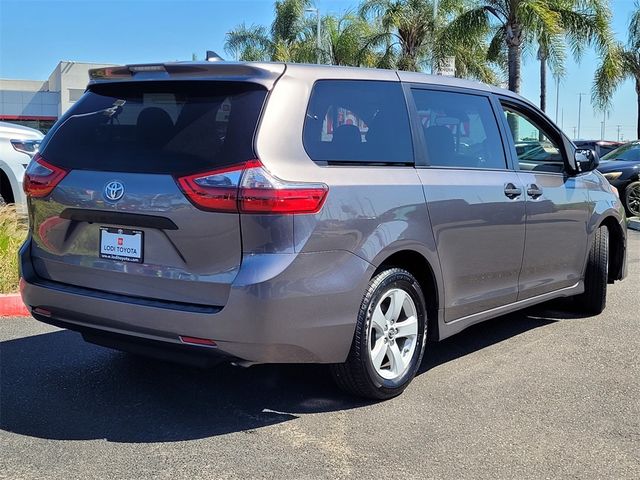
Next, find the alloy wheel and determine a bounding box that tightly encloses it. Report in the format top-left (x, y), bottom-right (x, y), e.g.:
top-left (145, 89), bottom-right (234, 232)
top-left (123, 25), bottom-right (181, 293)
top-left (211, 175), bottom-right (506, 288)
top-left (368, 288), bottom-right (419, 380)
top-left (627, 184), bottom-right (640, 217)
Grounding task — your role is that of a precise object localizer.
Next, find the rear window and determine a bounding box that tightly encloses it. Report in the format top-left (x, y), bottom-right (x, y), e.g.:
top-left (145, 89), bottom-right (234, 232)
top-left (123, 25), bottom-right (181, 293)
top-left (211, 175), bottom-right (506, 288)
top-left (303, 80), bottom-right (413, 165)
top-left (41, 81), bottom-right (267, 175)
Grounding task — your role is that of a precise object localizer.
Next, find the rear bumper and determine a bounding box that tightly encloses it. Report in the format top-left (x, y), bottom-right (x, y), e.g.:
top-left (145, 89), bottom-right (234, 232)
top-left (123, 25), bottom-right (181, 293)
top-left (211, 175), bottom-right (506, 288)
top-left (20, 239), bottom-right (373, 364)
top-left (32, 312), bottom-right (237, 367)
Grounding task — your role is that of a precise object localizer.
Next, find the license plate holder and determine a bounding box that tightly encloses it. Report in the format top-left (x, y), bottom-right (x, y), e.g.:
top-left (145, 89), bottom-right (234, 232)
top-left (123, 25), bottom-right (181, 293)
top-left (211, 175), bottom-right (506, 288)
top-left (99, 227), bottom-right (144, 263)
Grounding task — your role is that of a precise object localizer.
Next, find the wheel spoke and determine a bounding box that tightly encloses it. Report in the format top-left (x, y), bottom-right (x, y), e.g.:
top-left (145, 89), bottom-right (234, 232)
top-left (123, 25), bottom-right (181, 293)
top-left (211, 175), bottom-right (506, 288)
top-left (385, 289), bottom-right (405, 323)
top-left (628, 187), bottom-right (640, 215)
top-left (367, 286), bottom-right (419, 380)
top-left (395, 315), bottom-right (418, 339)
top-left (371, 304), bottom-right (387, 333)
top-left (388, 342), bottom-right (406, 376)
top-left (371, 338), bottom-right (387, 370)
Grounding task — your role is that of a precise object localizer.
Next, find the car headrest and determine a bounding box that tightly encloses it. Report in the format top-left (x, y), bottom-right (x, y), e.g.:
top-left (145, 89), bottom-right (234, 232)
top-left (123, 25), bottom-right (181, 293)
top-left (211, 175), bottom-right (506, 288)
top-left (332, 124), bottom-right (362, 149)
top-left (424, 125), bottom-right (454, 163)
top-left (137, 107), bottom-right (174, 147)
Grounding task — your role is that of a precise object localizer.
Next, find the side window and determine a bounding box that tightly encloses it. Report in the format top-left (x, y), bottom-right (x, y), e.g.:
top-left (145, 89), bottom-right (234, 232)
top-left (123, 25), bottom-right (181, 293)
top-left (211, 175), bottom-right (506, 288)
top-left (303, 80), bottom-right (413, 165)
top-left (501, 104), bottom-right (564, 173)
top-left (411, 89), bottom-right (507, 169)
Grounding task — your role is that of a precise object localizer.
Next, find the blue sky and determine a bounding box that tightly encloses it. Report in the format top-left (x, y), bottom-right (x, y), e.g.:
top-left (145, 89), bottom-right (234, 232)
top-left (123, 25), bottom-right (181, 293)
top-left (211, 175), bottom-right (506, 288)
top-left (0, 0), bottom-right (637, 140)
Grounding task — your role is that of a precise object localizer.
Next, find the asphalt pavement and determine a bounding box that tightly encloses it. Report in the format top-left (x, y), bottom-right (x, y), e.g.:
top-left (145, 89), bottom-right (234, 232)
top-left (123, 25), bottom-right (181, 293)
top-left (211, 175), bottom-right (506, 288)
top-left (1, 232), bottom-right (639, 479)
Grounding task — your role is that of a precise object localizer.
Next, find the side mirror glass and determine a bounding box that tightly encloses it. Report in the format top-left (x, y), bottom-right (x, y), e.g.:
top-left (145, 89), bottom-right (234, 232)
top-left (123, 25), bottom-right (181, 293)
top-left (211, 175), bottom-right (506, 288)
top-left (574, 148), bottom-right (599, 173)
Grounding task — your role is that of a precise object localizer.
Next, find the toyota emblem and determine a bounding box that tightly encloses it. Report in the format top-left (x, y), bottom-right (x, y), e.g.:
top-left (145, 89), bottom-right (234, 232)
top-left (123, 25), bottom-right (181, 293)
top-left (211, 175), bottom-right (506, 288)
top-left (104, 181), bottom-right (125, 202)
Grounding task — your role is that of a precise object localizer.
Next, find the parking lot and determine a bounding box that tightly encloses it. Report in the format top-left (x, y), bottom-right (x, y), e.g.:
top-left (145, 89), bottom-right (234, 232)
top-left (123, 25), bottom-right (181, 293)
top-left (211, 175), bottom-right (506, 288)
top-left (0, 231), bottom-right (638, 479)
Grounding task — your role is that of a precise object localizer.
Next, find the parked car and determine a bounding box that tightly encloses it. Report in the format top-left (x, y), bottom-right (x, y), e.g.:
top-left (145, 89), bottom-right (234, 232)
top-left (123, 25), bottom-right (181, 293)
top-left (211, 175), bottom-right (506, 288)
top-left (574, 139), bottom-right (624, 158)
top-left (597, 141), bottom-right (640, 217)
top-left (20, 62), bottom-right (627, 399)
top-left (0, 121), bottom-right (43, 207)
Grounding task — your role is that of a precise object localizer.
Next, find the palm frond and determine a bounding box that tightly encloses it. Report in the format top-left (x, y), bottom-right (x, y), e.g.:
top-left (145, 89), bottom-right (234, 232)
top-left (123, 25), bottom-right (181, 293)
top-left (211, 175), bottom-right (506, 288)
top-left (592, 44), bottom-right (628, 111)
top-left (224, 24), bottom-right (272, 60)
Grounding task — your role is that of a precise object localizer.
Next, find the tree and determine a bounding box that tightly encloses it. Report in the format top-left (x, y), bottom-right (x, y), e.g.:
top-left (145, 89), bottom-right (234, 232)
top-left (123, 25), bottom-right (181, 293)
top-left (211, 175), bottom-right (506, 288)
top-left (224, 0), bottom-right (315, 63)
top-left (360, 0), bottom-right (502, 82)
top-left (359, 0), bottom-right (436, 71)
top-left (225, 1), bottom-right (380, 67)
top-left (321, 12), bottom-right (382, 67)
top-left (536, 0), bottom-right (614, 112)
top-left (593, 3), bottom-right (640, 139)
top-left (449, 0), bottom-right (612, 96)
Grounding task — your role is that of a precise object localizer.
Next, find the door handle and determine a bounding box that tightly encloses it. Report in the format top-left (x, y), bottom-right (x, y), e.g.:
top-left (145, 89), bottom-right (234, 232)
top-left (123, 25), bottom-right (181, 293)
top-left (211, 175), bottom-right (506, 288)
top-left (504, 183), bottom-right (522, 199)
top-left (527, 184), bottom-right (543, 199)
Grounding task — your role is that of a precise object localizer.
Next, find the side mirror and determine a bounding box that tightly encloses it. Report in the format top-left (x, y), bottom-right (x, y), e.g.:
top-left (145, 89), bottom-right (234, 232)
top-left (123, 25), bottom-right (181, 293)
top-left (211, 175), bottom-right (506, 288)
top-left (574, 148), bottom-right (599, 173)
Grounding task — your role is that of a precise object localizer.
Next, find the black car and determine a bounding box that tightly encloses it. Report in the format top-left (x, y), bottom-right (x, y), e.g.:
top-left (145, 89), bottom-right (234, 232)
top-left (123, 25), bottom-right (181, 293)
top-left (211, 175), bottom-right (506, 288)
top-left (597, 141), bottom-right (640, 217)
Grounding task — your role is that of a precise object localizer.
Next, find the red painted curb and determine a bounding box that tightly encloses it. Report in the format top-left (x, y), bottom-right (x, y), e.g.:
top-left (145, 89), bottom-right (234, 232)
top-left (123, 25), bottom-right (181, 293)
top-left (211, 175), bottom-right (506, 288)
top-left (0, 294), bottom-right (29, 317)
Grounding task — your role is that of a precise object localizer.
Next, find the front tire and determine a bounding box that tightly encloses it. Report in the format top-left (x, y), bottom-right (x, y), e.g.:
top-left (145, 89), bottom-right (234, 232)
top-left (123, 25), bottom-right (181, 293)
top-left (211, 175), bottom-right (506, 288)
top-left (574, 226), bottom-right (609, 315)
top-left (331, 268), bottom-right (427, 400)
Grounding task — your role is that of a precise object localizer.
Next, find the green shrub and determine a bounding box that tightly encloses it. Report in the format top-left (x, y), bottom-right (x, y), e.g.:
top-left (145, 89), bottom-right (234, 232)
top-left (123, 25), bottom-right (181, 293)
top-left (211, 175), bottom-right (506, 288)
top-left (0, 205), bottom-right (27, 293)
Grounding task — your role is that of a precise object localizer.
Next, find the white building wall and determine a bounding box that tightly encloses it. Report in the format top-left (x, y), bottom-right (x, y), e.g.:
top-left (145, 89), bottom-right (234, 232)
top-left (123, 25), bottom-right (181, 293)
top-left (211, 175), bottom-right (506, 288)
top-left (1, 60), bottom-right (116, 126)
top-left (54, 61), bottom-right (115, 116)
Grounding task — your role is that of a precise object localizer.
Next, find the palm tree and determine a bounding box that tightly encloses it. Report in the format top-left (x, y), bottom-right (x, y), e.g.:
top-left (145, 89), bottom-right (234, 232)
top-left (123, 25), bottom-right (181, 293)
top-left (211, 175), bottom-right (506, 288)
top-left (536, 0), bottom-right (614, 112)
top-left (593, 3), bottom-right (640, 139)
top-left (225, 2), bottom-right (380, 67)
top-left (449, 0), bottom-right (612, 96)
top-left (321, 12), bottom-right (382, 67)
top-left (360, 0), bottom-right (502, 82)
top-left (359, 0), bottom-right (436, 72)
top-left (225, 0), bottom-right (315, 63)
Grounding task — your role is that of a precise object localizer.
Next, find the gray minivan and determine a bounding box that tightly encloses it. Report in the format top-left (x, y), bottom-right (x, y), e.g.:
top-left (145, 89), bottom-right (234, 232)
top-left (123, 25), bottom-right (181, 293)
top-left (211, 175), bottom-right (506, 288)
top-left (20, 62), bottom-right (627, 399)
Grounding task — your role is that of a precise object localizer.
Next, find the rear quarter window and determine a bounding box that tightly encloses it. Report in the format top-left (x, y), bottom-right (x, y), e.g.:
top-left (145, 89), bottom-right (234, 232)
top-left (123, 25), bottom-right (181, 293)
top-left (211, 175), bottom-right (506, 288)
top-left (41, 81), bottom-right (267, 175)
top-left (303, 80), bottom-right (413, 165)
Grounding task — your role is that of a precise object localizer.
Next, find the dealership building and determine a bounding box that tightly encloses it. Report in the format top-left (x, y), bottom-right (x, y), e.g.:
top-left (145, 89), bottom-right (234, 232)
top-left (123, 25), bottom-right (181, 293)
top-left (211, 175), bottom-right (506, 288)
top-left (0, 61), bottom-right (114, 132)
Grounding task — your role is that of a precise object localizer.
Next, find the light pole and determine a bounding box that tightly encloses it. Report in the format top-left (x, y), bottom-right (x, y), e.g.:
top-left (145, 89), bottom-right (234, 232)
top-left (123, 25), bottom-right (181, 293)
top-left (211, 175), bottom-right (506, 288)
top-left (554, 76), bottom-right (560, 124)
top-left (601, 111), bottom-right (608, 140)
top-left (432, 0), bottom-right (439, 74)
top-left (305, 7), bottom-right (321, 64)
top-left (577, 92), bottom-right (586, 139)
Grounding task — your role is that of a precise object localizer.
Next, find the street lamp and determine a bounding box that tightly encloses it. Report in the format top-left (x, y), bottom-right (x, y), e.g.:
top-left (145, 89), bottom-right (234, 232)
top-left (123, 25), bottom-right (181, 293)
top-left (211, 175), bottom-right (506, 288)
top-left (305, 7), bottom-right (321, 64)
top-left (577, 92), bottom-right (586, 140)
top-left (432, 0), bottom-right (439, 74)
top-left (554, 76), bottom-right (560, 124)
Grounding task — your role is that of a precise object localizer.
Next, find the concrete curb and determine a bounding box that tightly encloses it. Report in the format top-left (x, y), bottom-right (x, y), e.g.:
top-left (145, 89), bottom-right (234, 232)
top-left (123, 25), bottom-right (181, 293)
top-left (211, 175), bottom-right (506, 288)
top-left (629, 217), bottom-right (640, 231)
top-left (0, 294), bottom-right (29, 317)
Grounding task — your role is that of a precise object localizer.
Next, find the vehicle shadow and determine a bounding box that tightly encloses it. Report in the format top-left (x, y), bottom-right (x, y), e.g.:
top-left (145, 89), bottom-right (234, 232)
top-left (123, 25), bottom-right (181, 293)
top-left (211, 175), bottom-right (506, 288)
top-left (0, 301), bottom-right (578, 443)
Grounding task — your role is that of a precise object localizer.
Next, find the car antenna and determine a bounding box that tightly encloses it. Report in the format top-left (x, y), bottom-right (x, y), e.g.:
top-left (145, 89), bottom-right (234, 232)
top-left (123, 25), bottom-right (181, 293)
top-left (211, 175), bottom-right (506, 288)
top-left (205, 51), bottom-right (224, 62)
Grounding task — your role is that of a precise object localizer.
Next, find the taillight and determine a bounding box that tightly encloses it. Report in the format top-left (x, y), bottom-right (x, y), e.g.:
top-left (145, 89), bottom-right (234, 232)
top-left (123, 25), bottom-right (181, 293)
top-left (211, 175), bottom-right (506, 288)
top-left (176, 163), bottom-right (243, 212)
top-left (23, 154), bottom-right (68, 198)
top-left (176, 160), bottom-right (328, 214)
top-left (179, 336), bottom-right (217, 347)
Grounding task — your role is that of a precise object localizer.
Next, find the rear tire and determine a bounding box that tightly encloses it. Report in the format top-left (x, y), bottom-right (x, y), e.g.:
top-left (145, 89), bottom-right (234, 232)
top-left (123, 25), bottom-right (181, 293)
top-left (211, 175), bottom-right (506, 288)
top-left (330, 268), bottom-right (427, 400)
top-left (574, 226), bottom-right (609, 315)
top-left (624, 181), bottom-right (640, 218)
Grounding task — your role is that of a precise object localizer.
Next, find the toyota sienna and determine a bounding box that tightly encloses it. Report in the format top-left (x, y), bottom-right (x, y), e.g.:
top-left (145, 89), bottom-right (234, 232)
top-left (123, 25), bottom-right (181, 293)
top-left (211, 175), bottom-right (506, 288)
top-left (19, 62), bottom-right (627, 399)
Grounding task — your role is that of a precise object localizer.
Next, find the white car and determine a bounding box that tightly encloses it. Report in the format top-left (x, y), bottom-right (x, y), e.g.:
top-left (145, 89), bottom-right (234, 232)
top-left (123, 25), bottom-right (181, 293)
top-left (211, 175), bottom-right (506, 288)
top-left (0, 121), bottom-right (44, 207)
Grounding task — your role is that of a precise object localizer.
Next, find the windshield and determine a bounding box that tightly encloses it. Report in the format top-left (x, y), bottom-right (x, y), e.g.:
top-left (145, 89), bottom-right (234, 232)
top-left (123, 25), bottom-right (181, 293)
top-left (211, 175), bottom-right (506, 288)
top-left (601, 142), bottom-right (640, 162)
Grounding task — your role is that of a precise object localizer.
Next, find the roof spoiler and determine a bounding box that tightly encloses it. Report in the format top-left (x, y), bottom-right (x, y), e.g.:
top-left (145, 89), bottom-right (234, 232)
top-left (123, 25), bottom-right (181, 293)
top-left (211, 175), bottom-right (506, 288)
top-left (88, 62), bottom-right (285, 88)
